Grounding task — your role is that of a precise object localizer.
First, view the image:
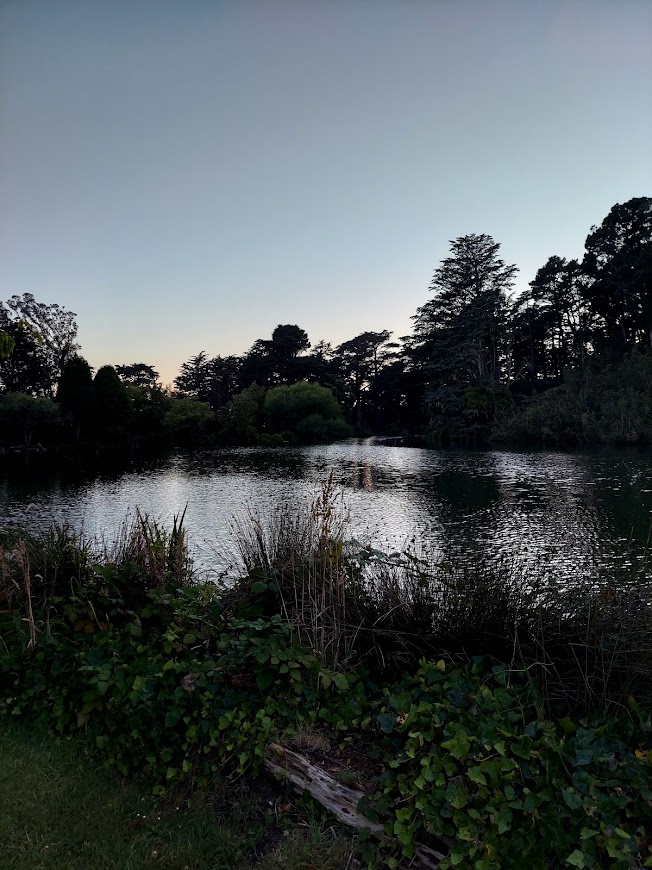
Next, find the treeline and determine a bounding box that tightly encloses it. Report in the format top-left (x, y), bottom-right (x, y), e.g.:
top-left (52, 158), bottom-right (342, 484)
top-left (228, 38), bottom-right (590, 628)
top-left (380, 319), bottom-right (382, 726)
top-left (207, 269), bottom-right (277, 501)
top-left (1, 196), bottom-right (651, 450)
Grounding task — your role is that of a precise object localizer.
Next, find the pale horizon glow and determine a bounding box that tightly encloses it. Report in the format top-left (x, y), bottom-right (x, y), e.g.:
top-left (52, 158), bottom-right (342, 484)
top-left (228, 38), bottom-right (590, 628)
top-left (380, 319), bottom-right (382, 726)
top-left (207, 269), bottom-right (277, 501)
top-left (1, 0), bottom-right (651, 384)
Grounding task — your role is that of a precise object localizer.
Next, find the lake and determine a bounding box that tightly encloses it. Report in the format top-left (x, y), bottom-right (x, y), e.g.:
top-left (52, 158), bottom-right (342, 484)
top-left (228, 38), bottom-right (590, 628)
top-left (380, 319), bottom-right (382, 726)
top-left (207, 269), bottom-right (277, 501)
top-left (1, 440), bottom-right (651, 583)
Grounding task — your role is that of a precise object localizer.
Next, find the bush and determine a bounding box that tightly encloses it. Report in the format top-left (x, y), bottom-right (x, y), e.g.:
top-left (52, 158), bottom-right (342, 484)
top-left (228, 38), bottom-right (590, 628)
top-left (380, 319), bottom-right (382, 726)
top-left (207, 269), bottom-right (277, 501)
top-left (264, 381), bottom-right (349, 442)
top-left (164, 396), bottom-right (214, 445)
top-left (0, 392), bottom-right (60, 447)
top-left (495, 351), bottom-right (652, 445)
top-left (295, 414), bottom-right (352, 443)
top-left (2, 507), bottom-right (652, 868)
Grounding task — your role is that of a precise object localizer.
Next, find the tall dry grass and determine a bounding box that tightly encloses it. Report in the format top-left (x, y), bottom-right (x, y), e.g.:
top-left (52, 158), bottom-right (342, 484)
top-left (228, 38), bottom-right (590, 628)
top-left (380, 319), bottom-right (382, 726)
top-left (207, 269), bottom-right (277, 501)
top-left (228, 478), bottom-right (652, 715)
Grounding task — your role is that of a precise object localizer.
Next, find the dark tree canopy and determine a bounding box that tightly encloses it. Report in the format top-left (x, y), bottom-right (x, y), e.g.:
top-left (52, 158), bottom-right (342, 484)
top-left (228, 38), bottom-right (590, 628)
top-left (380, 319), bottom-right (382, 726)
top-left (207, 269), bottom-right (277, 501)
top-left (582, 196), bottom-right (652, 348)
top-left (174, 352), bottom-right (211, 400)
top-left (2, 293), bottom-right (79, 386)
top-left (94, 365), bottom-right (133, 430)
top-left (334, 331), bottom-right (396, 429)
top-left (0, 393), bottom-right (59, 447)
top-left (4, 195), bottom-right (649, 450)
top-left (0, 319), bottom-right (53, 396)
top-left (56, 356), bottom-right (95, 439)
top-left (413, 234), bottom-right (517, 386)
top-left (115, 363), bottom-right (160, 388)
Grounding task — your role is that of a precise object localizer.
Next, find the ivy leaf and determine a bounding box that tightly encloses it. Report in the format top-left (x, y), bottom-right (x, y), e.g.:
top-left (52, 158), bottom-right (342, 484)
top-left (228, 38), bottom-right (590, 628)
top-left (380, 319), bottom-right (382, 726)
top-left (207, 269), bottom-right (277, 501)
top-left (441, 734), bottom-right (470, 759)
top-left (377, 713), bottom-right (396, 734)
top-left (256, 671), bottom-right (274, 690)
top-left (467, 766), bottom-right (487, 785)
top-left (559, 717), bottom-right (576, 735)
top-left (566, 850), bottom-right (586, 868)
top-left (562, 789), bottom-right (583, 810)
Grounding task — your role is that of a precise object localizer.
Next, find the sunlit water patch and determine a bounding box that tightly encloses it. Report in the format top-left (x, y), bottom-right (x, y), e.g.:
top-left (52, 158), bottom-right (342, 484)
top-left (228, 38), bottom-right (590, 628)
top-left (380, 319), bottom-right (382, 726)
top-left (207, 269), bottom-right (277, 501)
top-left (1, 443), bottom-right (651, 583)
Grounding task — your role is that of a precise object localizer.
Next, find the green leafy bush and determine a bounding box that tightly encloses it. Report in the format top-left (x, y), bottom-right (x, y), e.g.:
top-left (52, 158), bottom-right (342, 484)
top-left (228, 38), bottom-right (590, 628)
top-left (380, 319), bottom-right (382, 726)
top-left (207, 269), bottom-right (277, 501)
top-left (365, 660), bottom-right (652, 869)
top-left (2, 516), bottom-right (651, 868)
top-left (264, 381), bottom-right (351, 442)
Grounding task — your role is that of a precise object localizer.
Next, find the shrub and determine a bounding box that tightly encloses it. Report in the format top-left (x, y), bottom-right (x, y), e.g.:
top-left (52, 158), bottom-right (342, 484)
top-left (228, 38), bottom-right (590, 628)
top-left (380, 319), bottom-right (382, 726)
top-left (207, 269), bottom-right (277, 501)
top-left (264, 381), bottom-right (350, 442)
top-left (2, 507), bottom-right (652, 868)
top-left (164, 396), bottom-right (214, 445)
top-left (0, 392), bottom-right (60, 447)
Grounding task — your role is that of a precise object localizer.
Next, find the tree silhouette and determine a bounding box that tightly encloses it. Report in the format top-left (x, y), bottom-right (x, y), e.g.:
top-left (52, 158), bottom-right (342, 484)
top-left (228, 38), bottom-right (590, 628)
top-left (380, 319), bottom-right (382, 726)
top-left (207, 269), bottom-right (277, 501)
top-left (56, 356), bottom-right (95, 439)
top-left (3, 293), bottom-right (79, 385)
top-left (582, 196), bottom-right (652, 348)
top-left (115, 363), bottom-right (160, 388)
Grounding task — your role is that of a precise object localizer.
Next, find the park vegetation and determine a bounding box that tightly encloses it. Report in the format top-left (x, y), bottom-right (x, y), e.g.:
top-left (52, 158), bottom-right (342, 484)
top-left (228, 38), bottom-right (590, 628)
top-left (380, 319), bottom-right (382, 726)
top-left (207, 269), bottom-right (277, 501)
top-left (1, 196), bottom-right (651, 452)
top-left (1, 483), bottom-right (651, 867)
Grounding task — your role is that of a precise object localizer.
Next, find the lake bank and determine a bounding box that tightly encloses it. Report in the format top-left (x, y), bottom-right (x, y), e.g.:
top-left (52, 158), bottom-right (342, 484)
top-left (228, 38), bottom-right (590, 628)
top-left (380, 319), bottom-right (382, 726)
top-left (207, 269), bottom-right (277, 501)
top-left (1, 505), bottom-right (651, 867)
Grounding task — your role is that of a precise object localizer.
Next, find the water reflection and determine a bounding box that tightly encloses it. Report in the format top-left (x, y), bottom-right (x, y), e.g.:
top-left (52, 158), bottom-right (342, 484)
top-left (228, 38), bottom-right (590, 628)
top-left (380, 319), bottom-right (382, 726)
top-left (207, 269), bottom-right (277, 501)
top-left (1, 443), bottom-right (651, 581)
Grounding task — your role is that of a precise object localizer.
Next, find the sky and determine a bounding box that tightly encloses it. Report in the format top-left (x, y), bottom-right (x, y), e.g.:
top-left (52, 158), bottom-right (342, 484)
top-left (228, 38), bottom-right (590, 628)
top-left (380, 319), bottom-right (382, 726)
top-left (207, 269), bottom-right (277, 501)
top-left (1, 0), bottom-right (651, 385)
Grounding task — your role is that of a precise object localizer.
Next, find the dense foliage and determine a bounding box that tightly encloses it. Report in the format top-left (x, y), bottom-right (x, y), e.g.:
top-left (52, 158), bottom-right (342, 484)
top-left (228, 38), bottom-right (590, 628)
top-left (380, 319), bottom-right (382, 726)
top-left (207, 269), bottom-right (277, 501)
top-left (1, 196), bottom-right (651, 448)
top-left (1, 507), bottom-right (650, 868)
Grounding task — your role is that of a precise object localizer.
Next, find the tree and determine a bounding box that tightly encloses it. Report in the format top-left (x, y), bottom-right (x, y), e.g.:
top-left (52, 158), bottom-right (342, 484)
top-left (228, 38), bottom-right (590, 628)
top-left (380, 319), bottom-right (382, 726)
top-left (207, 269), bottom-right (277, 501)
top-left (582, 197), bottom-right (652, 348)
top-left (56, 356), bottom-right (95, 439)
top-left (413, 235), bottom-right (516, 385)
top-left (2, 293), bottom-right (79, 386)
top-left (334, 331), bottom-right (396, 429)
top-left (271, 324), bottom-right (310, 359)
top-left (269, 324), bottom-right (310, 383)
top-left (409, 234), bottom-right (516, 441)
top-left (217, 382), bottom-right (267, 445)
top-left (0, 331), bottom-right (15, 359)
top-left (163, 397), bottom-right (214, 445)
top-left (173, 353), bottom-right (241, 410)
top-left (0, 319), bottom-right (53, 395)
top-left (239, 340), bottom-right (275, 389)
top-left (205, 355), bottom-right (241, 410)
top-left (239, 326), bottom-right (311, 389)
top-left (511, 256), bottom-right (591, 386)
top-left (94, 365), bottom-right (133, 431)
top-left (115, 363), bottom-right (160, 388)
top-left (0, 393), bottom-right (60, 447)
top-left (127, 385), bottom-right (170, 434)
top-left (174, 352), bottom-right (211, 400)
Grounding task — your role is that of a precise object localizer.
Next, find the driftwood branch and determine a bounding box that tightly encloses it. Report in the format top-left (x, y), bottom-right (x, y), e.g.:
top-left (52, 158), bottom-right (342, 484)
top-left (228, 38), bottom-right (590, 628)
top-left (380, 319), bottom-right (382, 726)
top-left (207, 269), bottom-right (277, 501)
top-left (264, 742), bottom-right (446, 868)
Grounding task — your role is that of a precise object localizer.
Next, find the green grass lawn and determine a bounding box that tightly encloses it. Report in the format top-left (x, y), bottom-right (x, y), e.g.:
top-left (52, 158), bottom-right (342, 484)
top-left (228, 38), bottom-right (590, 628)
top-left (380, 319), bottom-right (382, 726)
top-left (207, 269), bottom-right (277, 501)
top-left (0, 723), bottom-right (358, 870)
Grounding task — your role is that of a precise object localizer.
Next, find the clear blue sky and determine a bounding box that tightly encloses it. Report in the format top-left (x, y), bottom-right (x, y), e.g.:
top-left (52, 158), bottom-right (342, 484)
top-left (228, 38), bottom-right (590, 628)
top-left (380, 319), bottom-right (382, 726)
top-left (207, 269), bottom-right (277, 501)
top-left (1, 0), bottom-right (650, 384)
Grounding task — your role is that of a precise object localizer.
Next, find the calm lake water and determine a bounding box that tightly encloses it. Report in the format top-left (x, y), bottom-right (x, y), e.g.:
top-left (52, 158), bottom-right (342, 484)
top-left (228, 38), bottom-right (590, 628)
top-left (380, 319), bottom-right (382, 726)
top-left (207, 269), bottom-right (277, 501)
top-left (1, 441), bottom-right (651, 582)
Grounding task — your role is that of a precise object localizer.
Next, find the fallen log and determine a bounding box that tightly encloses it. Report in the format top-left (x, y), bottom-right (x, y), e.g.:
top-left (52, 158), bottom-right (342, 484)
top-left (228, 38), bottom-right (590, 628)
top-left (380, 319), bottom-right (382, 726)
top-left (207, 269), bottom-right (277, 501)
top-left (263, 742), bottom-right (446, 868)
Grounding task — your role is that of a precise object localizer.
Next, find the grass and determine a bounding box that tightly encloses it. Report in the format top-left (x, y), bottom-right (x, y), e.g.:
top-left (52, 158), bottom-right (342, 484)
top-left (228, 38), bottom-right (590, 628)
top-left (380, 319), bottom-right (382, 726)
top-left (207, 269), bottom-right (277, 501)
top-left (1, 494), bottom-right (651, 867)
top-left (0, 721), bottom-right (361, 870)
top-left (0, 722), bottom-right (243, 870)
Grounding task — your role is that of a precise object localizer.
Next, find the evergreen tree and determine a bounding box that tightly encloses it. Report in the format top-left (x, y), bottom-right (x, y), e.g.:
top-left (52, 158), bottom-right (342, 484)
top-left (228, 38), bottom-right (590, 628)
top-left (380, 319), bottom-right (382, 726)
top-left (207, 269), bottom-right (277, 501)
top-left (511, 256), bottom-right (590, 386)
top-left (56, 356), bottom-right (95, 439)
top-left (334, 331), bottom-right (396, 429)
top-left (115, 363), bottom-right (160, 388)
top-left (413, 234), bottom-right (516, 387)
top-left (411, 234), bottom-right (516, 439)
top-left (174, 352), bottom-right (211, 401)
top-left (581, 196), bottom-right (652, 349)
top-left (94, 365), bottom-right (133, 431)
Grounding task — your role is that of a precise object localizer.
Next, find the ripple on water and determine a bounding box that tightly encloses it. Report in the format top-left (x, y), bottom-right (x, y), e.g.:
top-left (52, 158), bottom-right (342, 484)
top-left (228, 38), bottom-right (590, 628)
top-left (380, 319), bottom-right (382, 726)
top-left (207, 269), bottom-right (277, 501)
top-left (1, 443), bottom-right (651, 582)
